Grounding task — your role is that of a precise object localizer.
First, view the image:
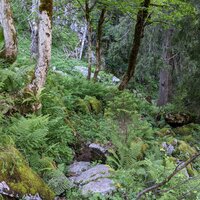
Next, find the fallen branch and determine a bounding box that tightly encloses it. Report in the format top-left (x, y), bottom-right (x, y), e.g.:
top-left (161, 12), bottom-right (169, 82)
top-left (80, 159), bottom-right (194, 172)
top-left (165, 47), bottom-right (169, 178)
top-left (136, 152), bottom-right (200, 200)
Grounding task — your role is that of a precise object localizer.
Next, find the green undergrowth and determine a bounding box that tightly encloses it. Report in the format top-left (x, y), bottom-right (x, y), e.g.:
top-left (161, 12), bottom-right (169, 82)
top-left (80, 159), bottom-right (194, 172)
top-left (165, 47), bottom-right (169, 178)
top-left (0, 20), bottom-right (200, 199)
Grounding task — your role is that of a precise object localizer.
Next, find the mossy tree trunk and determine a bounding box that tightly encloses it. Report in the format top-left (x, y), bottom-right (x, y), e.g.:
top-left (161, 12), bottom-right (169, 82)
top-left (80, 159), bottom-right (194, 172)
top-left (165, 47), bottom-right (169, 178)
top-left (26, 0), bottom-right (53, 111)
top-left (118, 0), bottom-right (151, 90)
top-left (0, 0), bottom-right (17, 63)
top-left (93, 7), bottom-right (106, 82)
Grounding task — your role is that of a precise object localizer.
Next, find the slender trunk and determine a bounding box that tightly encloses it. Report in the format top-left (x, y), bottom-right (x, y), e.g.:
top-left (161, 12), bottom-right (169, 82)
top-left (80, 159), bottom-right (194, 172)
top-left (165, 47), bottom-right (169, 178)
top-left (29, 0), bottom-right (39, 59)
top-left (79, 23), bottom-right (87, 60)
top-left (85, 0), bottom-right (92, 80)
top-left (93, 8), bottom-right (106, 82)
top-left (157, 29), bottom-right (174, 106)
top-left (27, 0), bottom-right (53, 96)
top-left (118, 0), bottom-right (150, 90)
top-left (0, 0), bottom-right (17, 63)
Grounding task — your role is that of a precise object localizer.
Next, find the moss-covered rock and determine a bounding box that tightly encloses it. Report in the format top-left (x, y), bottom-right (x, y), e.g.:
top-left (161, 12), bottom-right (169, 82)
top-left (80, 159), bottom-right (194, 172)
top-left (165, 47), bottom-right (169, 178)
top-left (75, 96), bottom-right (102, 114)
top-left (75, 98), bottom-right (90, 114)
top-left (84, 96), bottom-right (102, 114)
top-left (0, 143), bottom-right (55, 199)
top-left (177, 141), bottom-right (197, 157)
top-left (164, 113), bottom-right (191, 127)
top-left (156, 127), bottom-right (175, 137)
top-left (173, 123), bottom-right (200, 136)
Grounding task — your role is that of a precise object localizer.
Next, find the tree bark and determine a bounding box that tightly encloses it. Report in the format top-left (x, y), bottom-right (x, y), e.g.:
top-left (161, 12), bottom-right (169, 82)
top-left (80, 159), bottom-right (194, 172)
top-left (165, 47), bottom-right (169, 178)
top-left (157, 29), bottom-right (174, 106)
top-left (118, 0), bottom-right (151, 90)
top-left (93, 7), bottom-right (106, 82)
top-left (27, 0), bottom-right (53, 96)
top-left (79, 23), bottom-right (87, 60)
top-left (29, 0), bottom-right (39, 59)
top-left (85, 0), bottom-right (92, 80)
top-left (0, 0), bottom-right (17, 63)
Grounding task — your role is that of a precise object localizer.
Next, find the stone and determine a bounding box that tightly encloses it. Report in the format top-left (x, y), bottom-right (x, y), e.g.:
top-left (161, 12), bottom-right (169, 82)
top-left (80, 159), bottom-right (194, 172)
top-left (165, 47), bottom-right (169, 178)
top-left (164, 113), bottom-right (191, 127)
top-left (23, 194), bottom-right (42, 200)
top-left (68, 163), bottom-right (116, 196)
top-left (68, 161), bottom-right (91, 176)
top-left (81, 178), bottom-right (115, 195)
top-left (173, 123), bottom-right (200, 136)
top-left (72, 165), bottom-right (110, 185)
top-left (76, 143), bottom-right (107, 163)
top-left (88, 143), bottom-right (107, 154)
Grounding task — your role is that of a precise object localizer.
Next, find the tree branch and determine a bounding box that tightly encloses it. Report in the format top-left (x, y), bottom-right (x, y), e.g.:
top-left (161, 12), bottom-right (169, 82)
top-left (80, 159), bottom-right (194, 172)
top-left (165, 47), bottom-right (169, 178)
top-left (76, 0), bottom-right (85, 12)
top-left (136, 152), bottom-right (200, 200)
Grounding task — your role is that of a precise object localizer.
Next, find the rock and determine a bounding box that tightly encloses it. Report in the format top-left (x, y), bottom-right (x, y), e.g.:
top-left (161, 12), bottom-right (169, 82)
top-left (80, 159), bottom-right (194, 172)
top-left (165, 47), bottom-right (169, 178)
top-left (112, 76), bottom-right (120, 83)
top-left (173, 123), bottom-right (200, 136)
top-left (178, 141), bottom-right (197, 157)
top-left (75, 96), bottom-right (102, 114)
top-left (23, 194), bottom-right (42, 200)
top-left (68, 161), bottom-right (91, 176)
top-left (73, 66), bottom-right (92, 78)
top-left (68, 163), bottom-right (116, 196)
top-left (76, 143), bottom-right (107, 163)
top-left (84, 96), bottom-right (102, 114)
top-left (157, 128), bottom-right (175, 137)
top-left (71, 165), bottom-right (110, 185)
top-left (81, 178), bottom-right (115, 195)
top-left (0, 143), bottom-right (55, 199)
top-left (165, 113), bottom-right (191, 127)
top-left (88, 143), bottom-right (107, 154)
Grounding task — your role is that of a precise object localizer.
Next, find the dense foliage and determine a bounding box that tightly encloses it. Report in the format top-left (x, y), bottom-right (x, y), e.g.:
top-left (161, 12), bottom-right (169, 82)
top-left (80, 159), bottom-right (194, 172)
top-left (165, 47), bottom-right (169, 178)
top-left (0, 0), bottom-right (200, 199)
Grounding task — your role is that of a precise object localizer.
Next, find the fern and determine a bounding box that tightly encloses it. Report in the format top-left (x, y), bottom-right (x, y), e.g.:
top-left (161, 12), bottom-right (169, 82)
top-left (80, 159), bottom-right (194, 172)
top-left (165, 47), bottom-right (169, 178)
top-left (7, 115), bottom-right (49, 157)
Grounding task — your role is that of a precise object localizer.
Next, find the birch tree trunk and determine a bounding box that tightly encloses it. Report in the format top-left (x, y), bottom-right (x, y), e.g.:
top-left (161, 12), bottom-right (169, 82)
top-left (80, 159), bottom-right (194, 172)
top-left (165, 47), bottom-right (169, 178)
top-left (93, 8), bottom-right (106, 82)
top-left (0, 0), bottom-right (17, 63)
top-left (79, 23), bottom-right (87, 60)
top-left (27, 0), bottom-right (53, 98)
top-left (118, 0), bottom-right (150, 90)
top-left (29, 0), bottom-right (39, 59)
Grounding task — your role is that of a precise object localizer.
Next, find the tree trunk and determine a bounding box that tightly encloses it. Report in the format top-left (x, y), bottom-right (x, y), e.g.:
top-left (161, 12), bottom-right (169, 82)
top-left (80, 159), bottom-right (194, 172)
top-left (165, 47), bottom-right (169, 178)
top-left (29, 0), bottom-right (39, 59)
top-left (157, 29), bottom-right (174, 106)
top-left (0, 0), bottom-right (17, 63)
top-left (93, 8), bottom-right (106, 82)
top-left (79, 23), bottom-right (87, 60)
top-left (118, 0), bottom-right (150, 90)
top-left (27, 0), bottom-right (53, 96)
top-left (85, 0), bottom-right (92, 80)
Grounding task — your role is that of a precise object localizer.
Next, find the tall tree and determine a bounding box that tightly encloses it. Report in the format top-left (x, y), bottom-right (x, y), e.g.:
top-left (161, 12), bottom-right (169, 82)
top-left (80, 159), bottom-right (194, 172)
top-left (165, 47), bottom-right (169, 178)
top-left (118, 0), bottom-right (151, 90)
top-left (77, 0), bottom-right (97, 80)
top-left (0, 0), bottom-right (17, 63)
top-left (93, 7), bottom-right (106, 82)
top-left (157, 29), bottom-right (174, 106)
top-left (27, 0), bottom-right (53, 99)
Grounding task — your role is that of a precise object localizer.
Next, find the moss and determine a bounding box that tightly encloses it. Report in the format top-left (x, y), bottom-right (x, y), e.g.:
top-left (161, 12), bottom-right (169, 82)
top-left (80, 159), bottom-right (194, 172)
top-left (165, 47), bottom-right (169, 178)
top-left (156, 128), bottom-right (175, 137)
top-left (75, 96), bottom-right (102, 114)
top-left (39, 0), bottom-right (53, 20)
top-left (186, 164), bottom-right (197, 177)
top-left (174, 123), bottom-right (200, 136)
top-left (178, 141), bottom-right (197, 157)
top-left (76, 98), bottom-right (90, 113)
top-left (0, 145), bottom-right (55, 199)
top-left (84, 96), bottom-right (102, 114)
